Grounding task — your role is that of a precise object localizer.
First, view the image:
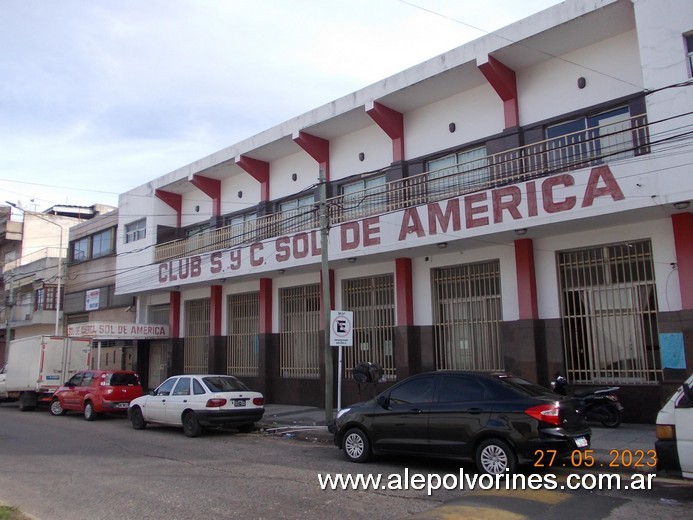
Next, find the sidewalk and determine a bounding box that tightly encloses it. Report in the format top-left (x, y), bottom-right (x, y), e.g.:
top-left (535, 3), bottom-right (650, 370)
top-left (257, 404), bottom-right (658, 470)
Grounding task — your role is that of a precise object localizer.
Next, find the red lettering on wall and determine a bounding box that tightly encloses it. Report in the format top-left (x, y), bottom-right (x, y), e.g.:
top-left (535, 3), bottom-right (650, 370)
top-left (492, 186), bottom-right (522, 223)
top-left (275, 237), bottom-right (290, 261)
top-left (363, 217), bottom-right (381, 247)
top-left (210, 252), bottom-right (222, 274)
top-left (582, 165), bottom-right (625, 207)
top-left (428, 200), bottom-right (461, 235)
top-left (341, 222), bottom-right (360, 251)
top-left (465, 192), bottom-right (489, 228)
top-left (542, 174), bottom-right (576, 213)
top-left (399, 208), bottom-right (425, 240)
top-left (250, 243), bottom-right (264, 267)
top-left (293, 233), bottom-right (309, 259)
top-left (526, 181), bottom-right (538, 217)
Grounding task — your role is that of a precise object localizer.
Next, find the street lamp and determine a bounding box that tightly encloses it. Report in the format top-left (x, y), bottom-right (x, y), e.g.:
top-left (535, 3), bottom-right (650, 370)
top-left (5, 202), bottom-right (64, 336)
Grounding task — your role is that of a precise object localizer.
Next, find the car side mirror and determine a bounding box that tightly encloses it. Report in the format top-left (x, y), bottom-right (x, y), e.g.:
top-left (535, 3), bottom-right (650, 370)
top-left (377, 395), bottom-right (390, 409)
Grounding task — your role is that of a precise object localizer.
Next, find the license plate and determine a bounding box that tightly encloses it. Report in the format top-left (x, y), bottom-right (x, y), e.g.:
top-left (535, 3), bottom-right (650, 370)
top-left (233, 399), bottom-right (246, 407)
top-left (114, 402), bottom-right (129, 409)
top-left (575, 436), bottom-right (588, 448)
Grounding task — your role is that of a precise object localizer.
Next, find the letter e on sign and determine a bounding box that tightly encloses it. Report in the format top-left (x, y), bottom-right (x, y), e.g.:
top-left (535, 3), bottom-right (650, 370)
top-left (330, 311), bottom-right (353, 347)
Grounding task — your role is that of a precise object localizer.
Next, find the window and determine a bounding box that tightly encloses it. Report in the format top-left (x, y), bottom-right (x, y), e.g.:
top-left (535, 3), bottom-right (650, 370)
top-left (227, 292), bottom-right (260, 377)
top-left (35, 285), bottom-right (58, 311)
top-left (687, 33), bottom-right (693, 76)
top-left (155, 377), bottom-right (178, 396)
top-left (558, 240), bottom-right (660, 384)
top-left (224, 212), bottom-right (257, 245)
top-left (341, 174), bottom-right (387, 220)
top-left (435, 375), bottom-right (487, 402)
top-left (389, 376), bottom-right (435, 405)
top-left (546, 106), bottom-right (633, 170)
top-left (71, 237), bottom-right (88, 262)
top-left (125, 218), bottom-right (146, 243)
top-left (279, 284), bottom-right (320, 379)
top-left (173, 377), bottom-right (191, 396)
top-left (279, 195), bottom-right (316, 234)
top-left (426, 146), bottom-right (489, 200)
top-left (91, 228), bottom-right (114, 258)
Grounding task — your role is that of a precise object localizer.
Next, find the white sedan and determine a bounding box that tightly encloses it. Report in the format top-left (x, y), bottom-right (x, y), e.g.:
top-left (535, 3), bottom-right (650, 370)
top-left (128, 374), bottom-right (265, 437)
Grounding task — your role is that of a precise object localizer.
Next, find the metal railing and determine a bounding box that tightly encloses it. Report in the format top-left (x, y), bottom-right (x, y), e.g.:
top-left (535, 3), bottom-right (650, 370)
top-left (155, 113), bottom-right (650, 262)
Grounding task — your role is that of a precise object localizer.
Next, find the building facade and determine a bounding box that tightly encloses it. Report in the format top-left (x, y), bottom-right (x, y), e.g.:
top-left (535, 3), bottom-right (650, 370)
top-left (1, 204), bottom-right (114, 360)
top-left (115, 0), bottom-right (693, 421)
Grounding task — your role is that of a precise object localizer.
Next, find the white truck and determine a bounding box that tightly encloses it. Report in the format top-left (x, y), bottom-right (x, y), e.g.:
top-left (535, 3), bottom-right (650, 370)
top-left (0, 335), bottom-right (91, 411)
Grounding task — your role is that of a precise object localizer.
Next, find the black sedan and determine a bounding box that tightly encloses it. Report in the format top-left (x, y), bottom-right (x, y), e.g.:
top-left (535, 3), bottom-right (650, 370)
top-left (332, 371), bottom-right (590, 474)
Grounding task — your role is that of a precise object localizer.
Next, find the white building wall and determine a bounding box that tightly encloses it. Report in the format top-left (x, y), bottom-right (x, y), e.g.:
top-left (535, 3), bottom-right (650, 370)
top-left (329, 125), bottom-right (392, 181)
top-left (518, 30), bottom-right (642, 126)
top-left (405, 85), bottom-right (503, 160)
top-left (270, 151), bottom-right (320, 201)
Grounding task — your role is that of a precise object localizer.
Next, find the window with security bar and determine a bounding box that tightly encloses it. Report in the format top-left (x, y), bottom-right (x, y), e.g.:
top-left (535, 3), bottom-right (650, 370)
top-left (279, 284), bottom-right (320, 378)
top-left (342, 274), bottom-right (396, 381)
top-left (558, 240), bottom-right (661, 384)
top-left (432, 261), bottom-right (503, 371)
top-left (184, 298), bottom-right (210, 374)
top-left (227, 292), bottom-right (260, 377)
top-left (148, 304), bottom-right (170, 325)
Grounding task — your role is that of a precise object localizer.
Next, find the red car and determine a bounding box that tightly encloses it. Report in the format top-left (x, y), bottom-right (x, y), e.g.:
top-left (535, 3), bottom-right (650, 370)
top-left (50, 370), bottom-right (144, 420)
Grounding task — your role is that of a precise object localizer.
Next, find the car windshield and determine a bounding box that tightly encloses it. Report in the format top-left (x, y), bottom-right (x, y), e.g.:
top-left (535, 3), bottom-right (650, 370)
top-left (105, 373), bottom-right (140, 386)
top-left (495, 375), bottom-right (555, 397)
top-left (202, 376), bottom-right (249, 392)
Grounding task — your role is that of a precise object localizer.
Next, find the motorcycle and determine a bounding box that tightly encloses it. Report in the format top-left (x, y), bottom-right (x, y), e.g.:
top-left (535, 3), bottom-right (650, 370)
top-left (551, 375), bottom-right (624, 428)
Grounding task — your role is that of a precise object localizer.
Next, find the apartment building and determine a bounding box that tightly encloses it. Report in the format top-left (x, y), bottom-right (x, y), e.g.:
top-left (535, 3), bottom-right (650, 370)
top-left (114, 0), bottom-right (693, 421)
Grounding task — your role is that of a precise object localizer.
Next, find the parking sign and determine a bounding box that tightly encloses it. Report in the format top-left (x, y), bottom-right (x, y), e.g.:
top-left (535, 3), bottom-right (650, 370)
top-left (330, 310), bottom-right (353, 347)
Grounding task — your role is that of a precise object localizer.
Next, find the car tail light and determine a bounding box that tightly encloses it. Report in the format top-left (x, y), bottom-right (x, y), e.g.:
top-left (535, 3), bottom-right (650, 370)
top-left (525, 403), bottom-right (561, 426)
top-left (252, 397), bottom-right (264, 406)
top-left (206, 398), bottom-right (227, 408)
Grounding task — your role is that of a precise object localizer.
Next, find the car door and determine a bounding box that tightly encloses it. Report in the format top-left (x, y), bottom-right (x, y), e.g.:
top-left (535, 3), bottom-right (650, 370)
top-left (61, 372), bottom-right (84, 409)
top-left (165, 377), bottom-right (191, 425)
top-left (427, 374), bottom-right (491, 457)
top-left (144, 377), bottom-right (178, 423)
top-left (75, 372), bottom-right (95, 410)
top-left (370, 374), bottom-right (436, 454)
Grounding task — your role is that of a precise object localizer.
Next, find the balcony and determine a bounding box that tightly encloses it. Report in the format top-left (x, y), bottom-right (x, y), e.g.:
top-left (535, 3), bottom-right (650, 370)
top-left (155, 113), bottom-right (657, 263)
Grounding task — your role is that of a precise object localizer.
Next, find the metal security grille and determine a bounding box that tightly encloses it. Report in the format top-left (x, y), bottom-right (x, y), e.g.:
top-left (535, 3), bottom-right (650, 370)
top-left (342, 274), bottom-right (396, 380)
top-left (558, 240), bottom-right (660, 384)
top-left (184, 298), bottom-right (210, 373)
top-left (432, 261), bottom-right (503, 371)
top-left (227, 292), bottom-right (260, 377)
top-left (279, 284), bottom-right (320, 378)
top-left (148, 304), bottom-right (170, 325)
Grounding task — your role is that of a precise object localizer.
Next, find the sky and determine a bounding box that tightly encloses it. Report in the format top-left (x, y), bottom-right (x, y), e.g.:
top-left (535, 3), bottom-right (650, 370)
top-left (0, 0), bottom-right (563, 212)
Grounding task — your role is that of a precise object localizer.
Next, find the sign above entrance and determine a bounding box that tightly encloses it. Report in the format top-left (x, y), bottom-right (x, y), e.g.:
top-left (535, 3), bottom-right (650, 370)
top-left (67, 321), bottom-right (169, 340)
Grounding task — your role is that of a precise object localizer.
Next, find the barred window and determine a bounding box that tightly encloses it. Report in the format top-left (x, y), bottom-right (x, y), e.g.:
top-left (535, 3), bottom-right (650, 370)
top-left (342, 274), bottom-right (396, 380)
top-left (432, 261), bottom-right (503, 371)
top-left (227, 292), bottom-right (260, 377)
top-left (558, 240), bottom-right (660, 384)
top-left (279, 284), bottom-right (320, 378)
top-left (184, 298), bottom-right (209, 374)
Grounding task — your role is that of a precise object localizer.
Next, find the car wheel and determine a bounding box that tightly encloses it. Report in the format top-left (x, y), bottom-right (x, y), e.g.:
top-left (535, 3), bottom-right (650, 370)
top-left (183, 411), bottom-right (202, 437)
top-left (237, 423), bottom-right (254, 434)
top-left (83, 401), bottom-right (99, 421)
top-left (130, 407), bottom-right (147, 430)
top-left (343, 428), bottom-right (371, 463)
top-left (476, 438), bottom-right (517, 474)
top-left (49, 398), bottom-right (66, 416)
top-left (18, 393), bottom-right (36, 412)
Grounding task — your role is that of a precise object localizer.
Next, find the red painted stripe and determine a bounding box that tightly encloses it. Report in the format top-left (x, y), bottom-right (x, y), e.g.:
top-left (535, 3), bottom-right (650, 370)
top-left (514, 238), bottom-right (538, 320)
top-left (672, 212), bottom-right (693, 310)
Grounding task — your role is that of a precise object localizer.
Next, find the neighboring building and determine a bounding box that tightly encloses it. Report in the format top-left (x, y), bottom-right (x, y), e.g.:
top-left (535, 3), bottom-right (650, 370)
top-left (115, 0), bottom-right (693, 422)
top-left (63, 209), bottom-right (169, 377)
top-left (1, 204), bottom-right (115, 359)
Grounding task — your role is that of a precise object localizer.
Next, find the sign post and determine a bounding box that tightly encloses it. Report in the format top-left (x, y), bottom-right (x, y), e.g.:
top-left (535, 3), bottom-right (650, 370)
top-left (330, 310), bottom-right (353, 412)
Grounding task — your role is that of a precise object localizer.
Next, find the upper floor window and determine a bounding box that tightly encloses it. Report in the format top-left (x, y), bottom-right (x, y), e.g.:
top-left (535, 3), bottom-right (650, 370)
top-left (70, 227), bottom-right (115, 262)
top-left (546, 106), bottom-right (632, 170)
top-left (686, 33), bottom-right (693, 76)
top-left (279, 195), bottom-right (315, 234)
top-left (342, 173), bottom-right (387, 220)
top-left (224, 212), bottom-right (257, 245)
top-left (91, 228), bottom-right (115, 258)
top-left (35, 285), bottom-right (58, 311)
top-left (125, 218), bottom-right (146, 243)
top-left (426, 146), bottom-right (489, 199)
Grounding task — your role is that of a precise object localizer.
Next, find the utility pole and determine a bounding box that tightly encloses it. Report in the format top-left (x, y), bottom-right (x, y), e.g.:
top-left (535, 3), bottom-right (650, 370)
top-left (319, 166), bottom-right (333, 423)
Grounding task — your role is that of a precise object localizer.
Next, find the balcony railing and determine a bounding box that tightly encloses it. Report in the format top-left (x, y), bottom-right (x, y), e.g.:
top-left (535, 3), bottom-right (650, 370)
top-left (155, 113), bottom-right (653, 262)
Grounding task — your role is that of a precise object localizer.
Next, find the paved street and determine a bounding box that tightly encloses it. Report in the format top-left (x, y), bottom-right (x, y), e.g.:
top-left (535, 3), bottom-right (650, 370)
top-left (1, 403), bottom-right (691, 520)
